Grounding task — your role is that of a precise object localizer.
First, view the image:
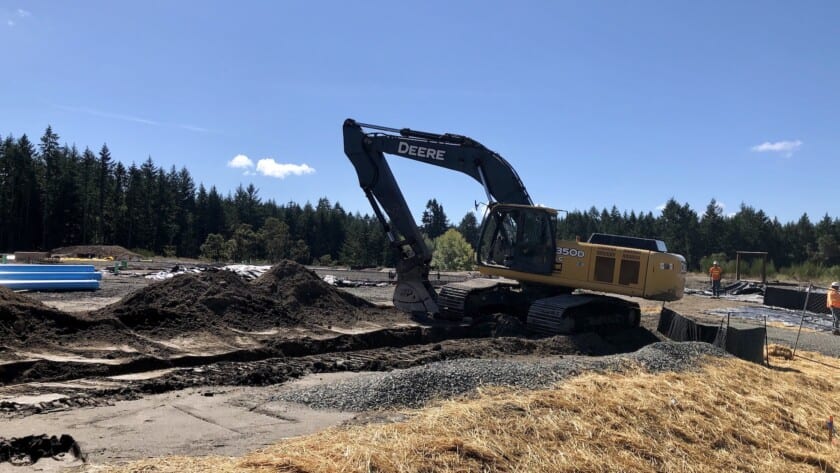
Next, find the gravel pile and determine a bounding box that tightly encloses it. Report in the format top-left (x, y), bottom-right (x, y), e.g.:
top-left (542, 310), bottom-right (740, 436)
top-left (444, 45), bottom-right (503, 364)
top-left (276, 341), bottom-right (729, 411)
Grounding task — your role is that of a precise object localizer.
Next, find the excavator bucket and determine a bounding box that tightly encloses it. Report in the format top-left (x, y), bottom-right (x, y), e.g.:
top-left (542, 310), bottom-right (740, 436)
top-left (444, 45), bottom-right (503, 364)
top-left (393, 279), bottom-right (439, 315)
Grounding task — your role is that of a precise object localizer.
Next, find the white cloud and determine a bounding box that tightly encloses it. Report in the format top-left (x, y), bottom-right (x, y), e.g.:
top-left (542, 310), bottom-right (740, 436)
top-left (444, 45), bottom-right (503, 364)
top-left (17, 9), bottom-right (31, 17)
top-left (655, 202), bottom-right (667, 212)
top-left (256, 159), bottom-right (315, 179)
top-left (227, 155), bottom-right (315, 178)
top-left (750, 140), bottom-right (802, 157)
top-left (227, 154), bottom-right (254, 169)
top-left (6, 20), bottom-right (13, 26)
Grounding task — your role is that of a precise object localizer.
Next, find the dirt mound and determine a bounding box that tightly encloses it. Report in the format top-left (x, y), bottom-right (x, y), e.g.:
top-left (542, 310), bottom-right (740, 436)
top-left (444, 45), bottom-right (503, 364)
top-left (0, 288), bottom-right (102, 345)
top-left (50, 245), bottom-right (142, 261)
top-left (0, 287), bottom-right (50, 308)
top-left (96, 269), bottom-right (295, 333)
top-left (252, 260), bottom-right (373, 310)
top-left (93, 261), bottom-right (395, 336)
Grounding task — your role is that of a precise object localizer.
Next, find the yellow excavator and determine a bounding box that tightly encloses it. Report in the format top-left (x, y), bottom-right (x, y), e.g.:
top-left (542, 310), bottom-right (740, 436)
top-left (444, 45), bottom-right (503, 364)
top-left (343, 119), bottom-right (685, 334)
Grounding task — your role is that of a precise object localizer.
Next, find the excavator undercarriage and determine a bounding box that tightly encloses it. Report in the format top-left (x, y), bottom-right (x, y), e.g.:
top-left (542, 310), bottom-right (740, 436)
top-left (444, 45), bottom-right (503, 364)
top-left (438, 280), bottom-right (641, 335)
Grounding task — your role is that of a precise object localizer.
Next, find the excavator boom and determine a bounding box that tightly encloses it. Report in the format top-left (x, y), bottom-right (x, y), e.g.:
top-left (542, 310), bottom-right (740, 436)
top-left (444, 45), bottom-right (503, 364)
top-left (343, 119), bottom-right (533, 315)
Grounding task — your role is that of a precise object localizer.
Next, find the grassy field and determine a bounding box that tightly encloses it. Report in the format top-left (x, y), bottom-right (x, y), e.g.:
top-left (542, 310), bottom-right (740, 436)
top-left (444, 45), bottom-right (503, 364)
top-left (99, 347), bottom-right (840, 473)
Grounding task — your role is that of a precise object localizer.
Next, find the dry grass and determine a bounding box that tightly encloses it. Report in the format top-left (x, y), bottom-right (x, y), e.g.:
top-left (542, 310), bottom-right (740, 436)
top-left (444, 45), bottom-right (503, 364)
top-left (99, 349), bottom-right (840, 473)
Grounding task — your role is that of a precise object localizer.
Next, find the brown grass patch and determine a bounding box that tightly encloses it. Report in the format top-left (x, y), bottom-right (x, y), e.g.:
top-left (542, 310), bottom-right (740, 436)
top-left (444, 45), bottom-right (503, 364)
top-left (769, 344), bottom-right (794, 360)
top-left (100, 350), bottom-right (840, 473)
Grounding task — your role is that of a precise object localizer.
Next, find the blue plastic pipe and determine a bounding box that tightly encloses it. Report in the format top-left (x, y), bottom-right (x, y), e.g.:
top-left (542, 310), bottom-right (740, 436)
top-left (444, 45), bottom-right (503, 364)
top-left (0, 271), bottom-right (103, 281)
top-left (0, 280), bottom-right (101, 291)
top-left (0, 264), bottom-right (98, 273)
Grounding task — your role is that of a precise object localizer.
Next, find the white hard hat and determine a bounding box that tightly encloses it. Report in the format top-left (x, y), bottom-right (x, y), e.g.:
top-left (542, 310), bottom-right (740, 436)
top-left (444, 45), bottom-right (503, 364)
top-left (832, 282), bottom-right (840, 288)
top-left (713, 261), bottom-right (718, 265)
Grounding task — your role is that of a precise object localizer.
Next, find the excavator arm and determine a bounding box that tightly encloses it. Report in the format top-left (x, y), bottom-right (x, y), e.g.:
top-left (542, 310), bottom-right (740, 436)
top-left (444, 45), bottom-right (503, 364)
top-left (342, 118), bottom-right (533, 315)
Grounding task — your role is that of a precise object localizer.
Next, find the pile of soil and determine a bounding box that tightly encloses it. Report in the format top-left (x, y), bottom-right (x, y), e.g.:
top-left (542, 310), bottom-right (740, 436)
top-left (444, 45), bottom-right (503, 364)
top-left (93, 261), bottom-right (399, 337)
top-left (0, 288), bottom-right (100, 345)
top-left (50, 245), bottom-right (142, 261)
top-left (253, 260), bottom-right (373, 310)
top-left (98, 269), bottom-right (295, 333)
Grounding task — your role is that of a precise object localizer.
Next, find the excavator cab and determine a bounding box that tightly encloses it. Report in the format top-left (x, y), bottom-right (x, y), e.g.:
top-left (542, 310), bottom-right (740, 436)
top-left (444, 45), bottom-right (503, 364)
top-left (477, 204), bottom-right (557, 275)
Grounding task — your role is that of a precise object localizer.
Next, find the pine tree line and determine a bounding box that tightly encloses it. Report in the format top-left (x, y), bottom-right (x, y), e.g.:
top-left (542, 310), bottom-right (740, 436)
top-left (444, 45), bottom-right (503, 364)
top-left (2, 127), bottom-right (839, 273)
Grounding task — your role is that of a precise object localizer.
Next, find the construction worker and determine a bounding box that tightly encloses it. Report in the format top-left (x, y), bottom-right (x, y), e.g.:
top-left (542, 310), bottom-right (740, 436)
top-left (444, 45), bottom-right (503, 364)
top-left (709, 261), bottom-right (723, 298)
top-left (827, 282), bottom-right (840, 335)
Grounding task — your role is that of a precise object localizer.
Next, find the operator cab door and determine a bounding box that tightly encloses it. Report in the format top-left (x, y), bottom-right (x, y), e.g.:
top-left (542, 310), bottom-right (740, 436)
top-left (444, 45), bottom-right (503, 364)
top-left (477, 205), bottom-right (556, 275)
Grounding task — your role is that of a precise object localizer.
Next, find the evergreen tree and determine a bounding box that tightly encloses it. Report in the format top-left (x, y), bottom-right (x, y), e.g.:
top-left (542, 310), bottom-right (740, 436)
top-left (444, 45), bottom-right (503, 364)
top-left (39, 126), bottom-right (62, 248)
top-left (340, 216), bottom-right (367, 267)
top-left (56, 144), bottom-right (83, 245)
top-left (154, 166), bottom-right (179, 254)
top-left (456, 212), bottom-right (480, 249)
top-left (657, 198), bottom-right (699, 267)
top-left (310, 198), bottom-right (334, 260)
top-left (260, 217), bottom-right (290, 262)
top-left (816, 214), bottom-right (840, 266)
top-left (0, 137), bottom-right (9, 248)
top-left (124, 163), bottom-right (146, 249)
top-left (0, 135), bottom-right (43, 250)
top-left (327, 202), bottom-right (347, 260)
top-left (195, 184), bottom-right (209, 241)
top-left (111, 162), bottom-right (129, 245)
top-left (97, 144), bottom-right (113, 243)
top-left (79, 147), bottom-right (97, 243)
top-left (200, 233), bottom-right (227, 261)
top-left (175, 167), bottom-right (197, 256)
top-left (289, 239), bottom-right (311, 264)
top-left (230, 223), bottom-right (258, 262)
top-left (421, 198), bottom-right (449, 239)
top-left (205, 186), bottom-right (226, 236)
top-left (231, 183), bottom-right (261, 229)
top-left (699, 199), bottom-right (725, 260)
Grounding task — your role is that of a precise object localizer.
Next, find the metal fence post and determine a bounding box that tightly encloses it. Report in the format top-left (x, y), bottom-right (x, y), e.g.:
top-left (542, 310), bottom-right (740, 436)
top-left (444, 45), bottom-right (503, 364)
top-left (792, 283), bottom-right (812, 358)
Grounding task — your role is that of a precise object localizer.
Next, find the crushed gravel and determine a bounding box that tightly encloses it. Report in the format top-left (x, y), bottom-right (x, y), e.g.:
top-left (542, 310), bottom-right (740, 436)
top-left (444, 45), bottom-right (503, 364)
top-left (276, 341), bottom-right (729, 411)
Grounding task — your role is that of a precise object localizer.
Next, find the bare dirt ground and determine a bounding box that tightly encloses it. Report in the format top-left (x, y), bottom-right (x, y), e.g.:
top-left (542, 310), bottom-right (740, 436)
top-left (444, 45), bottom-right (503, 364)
top-left (0, 263), bottom-right (836, 470)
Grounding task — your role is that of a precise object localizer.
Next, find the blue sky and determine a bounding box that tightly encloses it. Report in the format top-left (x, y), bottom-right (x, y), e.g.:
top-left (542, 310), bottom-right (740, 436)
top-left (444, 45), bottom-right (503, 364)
top-left (2, 1), bottom-right (838, 225)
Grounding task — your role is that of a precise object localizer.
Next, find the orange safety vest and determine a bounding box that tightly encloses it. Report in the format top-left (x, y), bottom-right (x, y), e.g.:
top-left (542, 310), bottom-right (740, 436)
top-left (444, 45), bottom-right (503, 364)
top-left (827, 289), bottom-right (840, 309)
top-left (709, 265), bottom-right (723, 281)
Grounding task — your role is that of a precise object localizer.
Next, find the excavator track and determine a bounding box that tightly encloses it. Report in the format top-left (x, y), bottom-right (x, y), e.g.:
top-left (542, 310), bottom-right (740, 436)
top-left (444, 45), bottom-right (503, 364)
top-left (438, 279), bottom-right (641, 336)
top-left (438, 278), bottom-right (522, 320)
top-left (526, 294), bottom-right (641, 336)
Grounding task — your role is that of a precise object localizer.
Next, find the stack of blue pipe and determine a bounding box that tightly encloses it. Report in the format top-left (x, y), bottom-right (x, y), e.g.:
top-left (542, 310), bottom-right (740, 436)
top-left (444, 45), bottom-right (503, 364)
top-left (0, 264), bottom-right (102, 291)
